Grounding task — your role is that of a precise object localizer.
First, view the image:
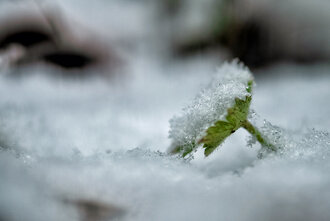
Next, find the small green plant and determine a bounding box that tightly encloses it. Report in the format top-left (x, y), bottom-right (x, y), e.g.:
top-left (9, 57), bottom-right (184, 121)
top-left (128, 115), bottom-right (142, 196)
top-left (169, 61), bottom-right (277, 157)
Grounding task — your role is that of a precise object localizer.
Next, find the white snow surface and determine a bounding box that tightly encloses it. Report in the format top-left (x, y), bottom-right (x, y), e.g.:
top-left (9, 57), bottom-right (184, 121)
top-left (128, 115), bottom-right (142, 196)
top-left (1, 60), bottom-right (330, 221)
top-left (1, 1), bottom-right (330, 221)
top-left (169, 60), bottom-right (253, 150)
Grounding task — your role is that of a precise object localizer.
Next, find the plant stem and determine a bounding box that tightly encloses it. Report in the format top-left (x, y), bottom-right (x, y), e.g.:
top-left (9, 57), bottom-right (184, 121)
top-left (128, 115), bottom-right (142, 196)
top-left (242, 120), bottom-right (277, 151)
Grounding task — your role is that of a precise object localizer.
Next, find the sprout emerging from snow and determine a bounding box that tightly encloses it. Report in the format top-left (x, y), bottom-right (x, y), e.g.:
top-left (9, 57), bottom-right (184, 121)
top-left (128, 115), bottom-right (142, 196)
top-left (169, 60), bottom-right (276, 157)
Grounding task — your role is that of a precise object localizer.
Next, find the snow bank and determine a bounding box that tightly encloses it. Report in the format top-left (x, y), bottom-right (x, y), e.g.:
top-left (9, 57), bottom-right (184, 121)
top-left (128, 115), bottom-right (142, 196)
top-left (1, 61), bottom-right (330, 221)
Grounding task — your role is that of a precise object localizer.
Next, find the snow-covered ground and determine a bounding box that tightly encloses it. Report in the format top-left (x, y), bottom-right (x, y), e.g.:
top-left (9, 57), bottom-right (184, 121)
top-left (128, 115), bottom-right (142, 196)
top-left (1, 1), bottom-right (330, 221)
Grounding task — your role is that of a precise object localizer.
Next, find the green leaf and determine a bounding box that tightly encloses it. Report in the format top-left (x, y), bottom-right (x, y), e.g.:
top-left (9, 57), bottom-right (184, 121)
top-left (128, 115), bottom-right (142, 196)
top-left (170, 72), bottom-right (277, 158)
top-left (171, 79), bottom-right (254, 158)
top-left (199, 120), bottom-right (234, 156)
top-left (200, 95), bottom-right (252, 156)
top-left (198, 79), bottom-right (276, 156)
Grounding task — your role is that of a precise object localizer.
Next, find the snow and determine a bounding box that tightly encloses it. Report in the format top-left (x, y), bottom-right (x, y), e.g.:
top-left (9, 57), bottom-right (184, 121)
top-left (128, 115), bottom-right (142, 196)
top-left (169, 60), bottom-right (253, 152)
top-left (1, 1), bottom-right (330, 221)
top-left (1, 58), bottom-right (330, 221)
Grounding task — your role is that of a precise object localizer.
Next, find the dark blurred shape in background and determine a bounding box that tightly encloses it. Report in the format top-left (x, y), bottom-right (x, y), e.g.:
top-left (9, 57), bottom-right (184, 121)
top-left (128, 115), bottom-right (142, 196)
top-left (163, 0), bottom-right (330, 68)
top-left (1, 0), bottom-right (329, 74)
top-left (0, 2), bottom-right (119, 75)
top-left (68, 199), bottom-right (125, 221)
top-left (0, 29), bottom-right (51, 48)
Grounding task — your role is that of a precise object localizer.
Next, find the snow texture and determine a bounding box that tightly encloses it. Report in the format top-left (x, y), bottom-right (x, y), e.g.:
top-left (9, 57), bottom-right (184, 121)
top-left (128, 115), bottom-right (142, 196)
top-left (1, 59), bottom-right (330, 221)
top-left (1, 1), bottom-right (330, 221)
top-left (169, 60), bottom-right (253, 151)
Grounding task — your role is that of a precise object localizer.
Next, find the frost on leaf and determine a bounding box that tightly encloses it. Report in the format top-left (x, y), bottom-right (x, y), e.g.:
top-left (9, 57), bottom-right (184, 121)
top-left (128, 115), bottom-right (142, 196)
top-left (169, 60), bottom-right (254, 157)
top-left (200, 95), bottom-right (252, 156)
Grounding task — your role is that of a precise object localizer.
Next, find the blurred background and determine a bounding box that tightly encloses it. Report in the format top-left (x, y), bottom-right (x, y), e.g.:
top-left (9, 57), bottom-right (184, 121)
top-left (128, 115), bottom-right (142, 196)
top-left (1, 1), bottom-right (330, 221)
top-left (1, 0), bottom-right (330, 73)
